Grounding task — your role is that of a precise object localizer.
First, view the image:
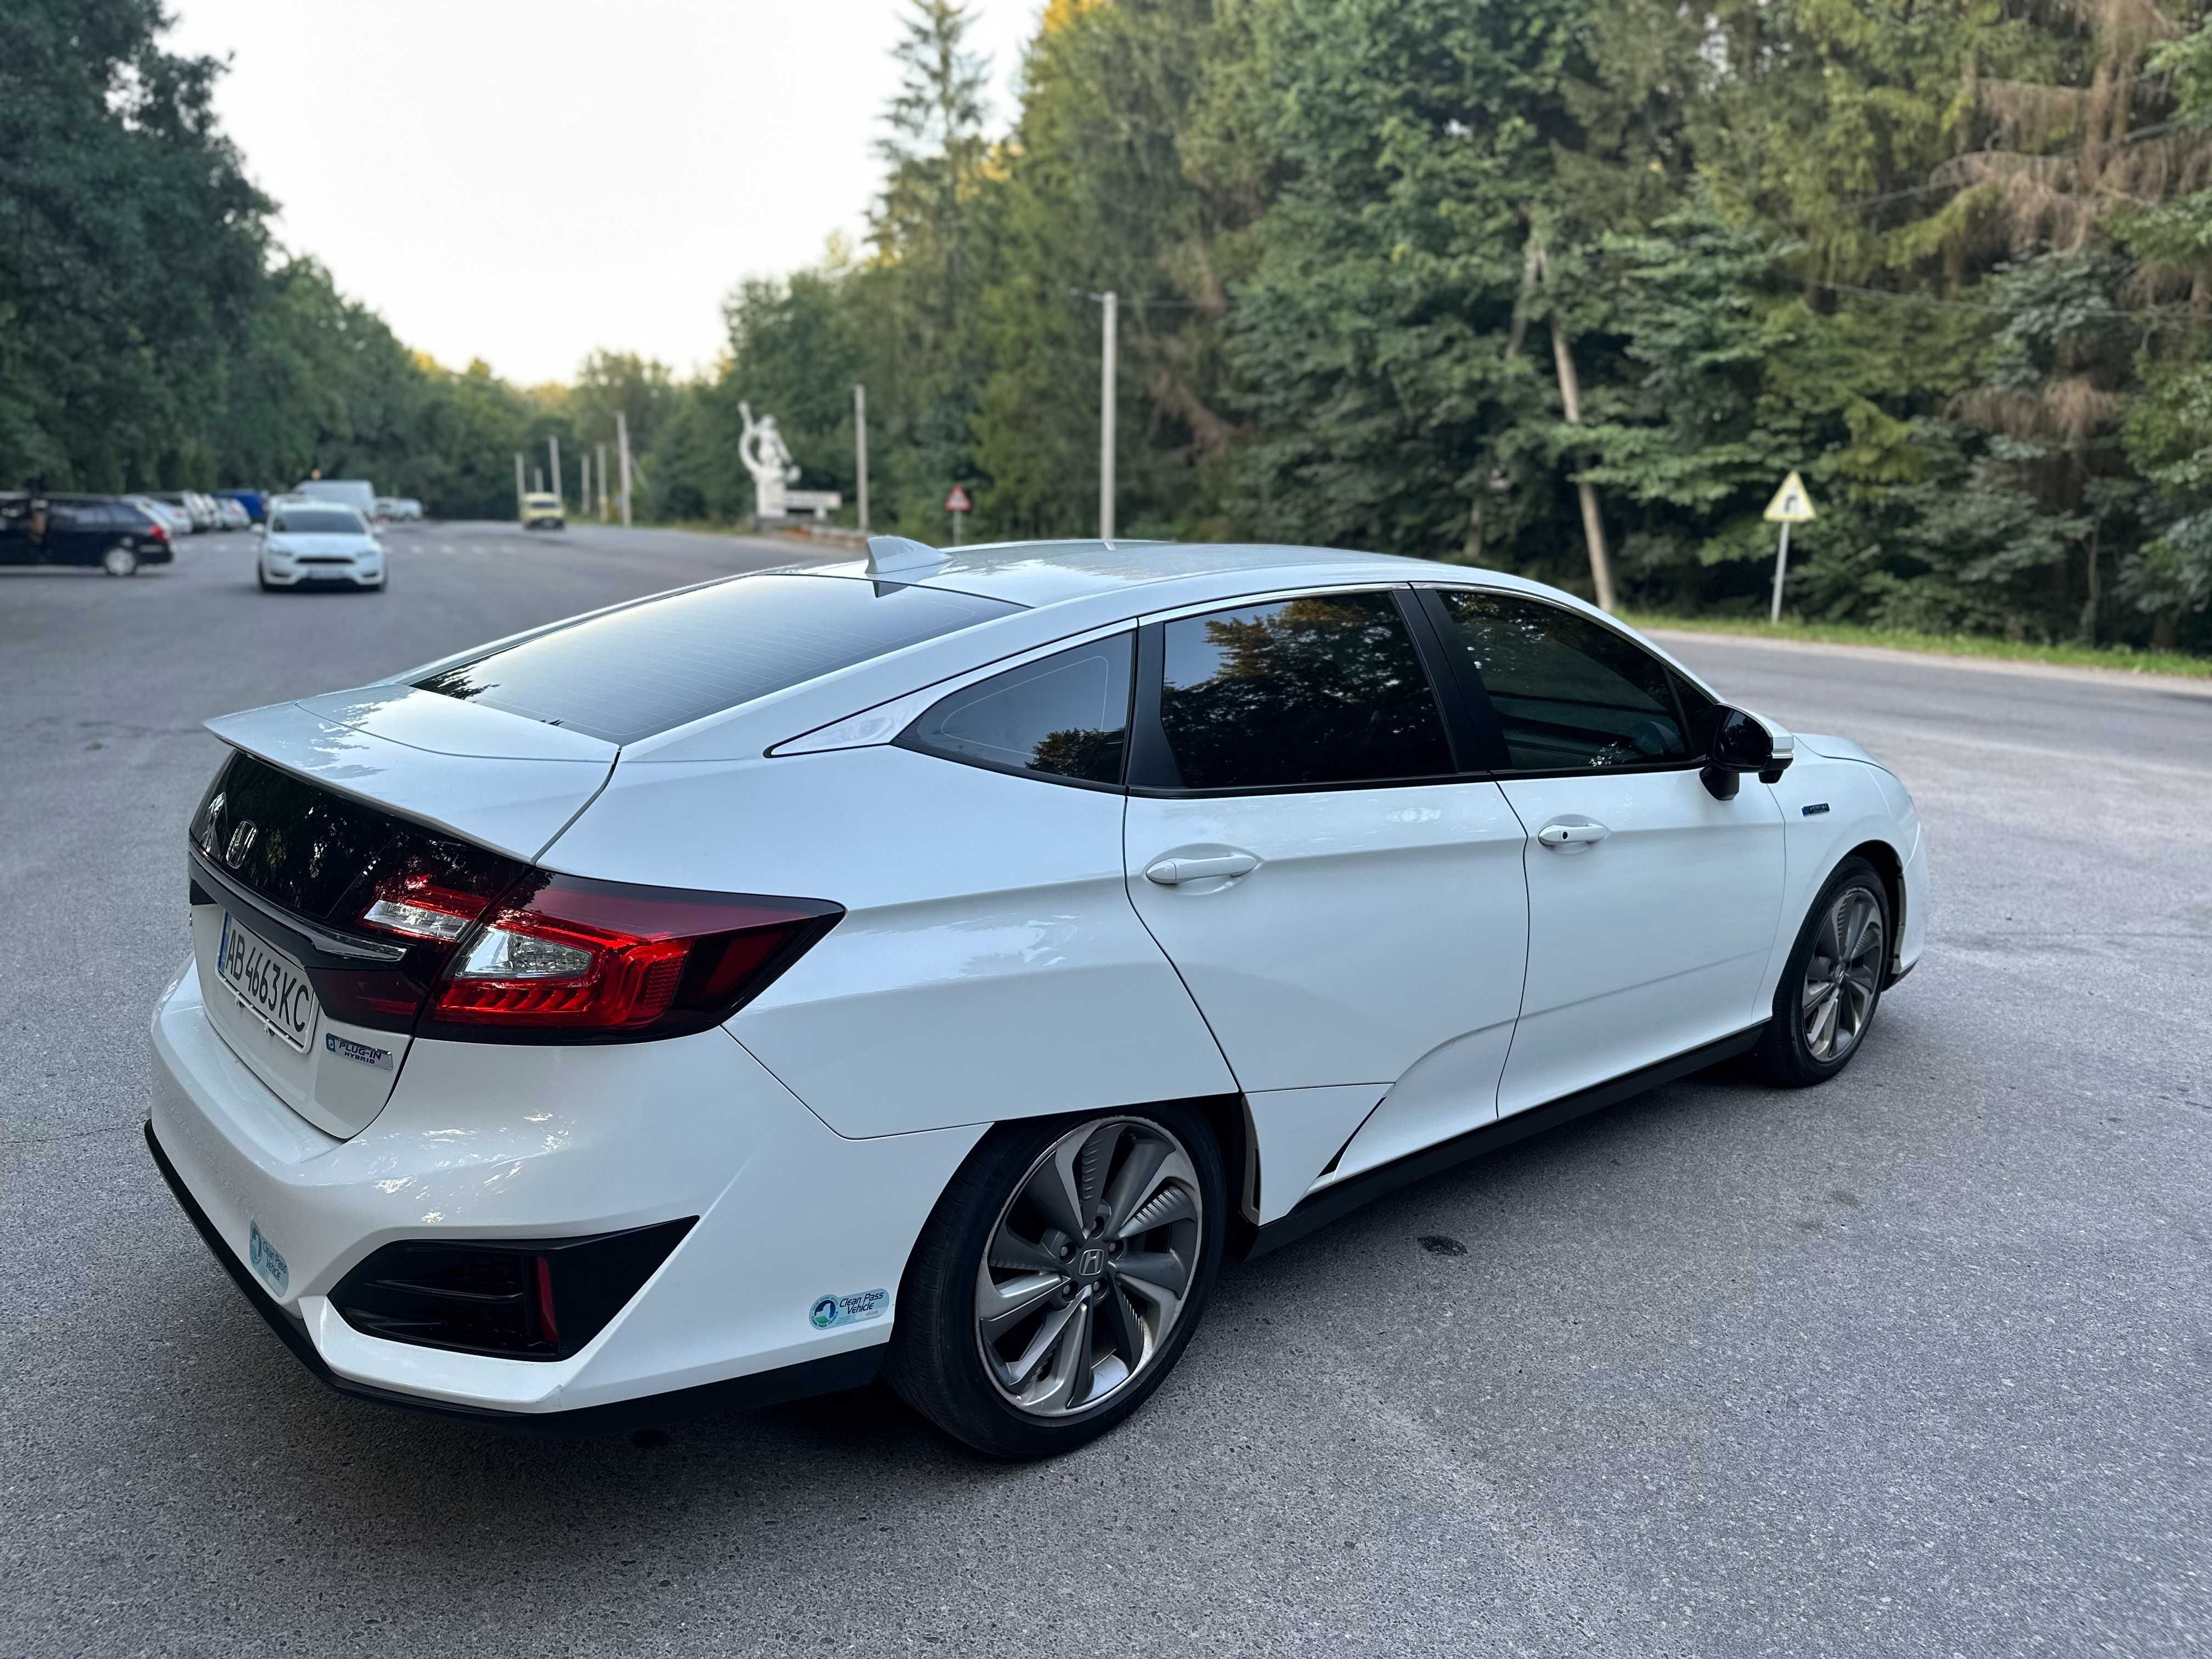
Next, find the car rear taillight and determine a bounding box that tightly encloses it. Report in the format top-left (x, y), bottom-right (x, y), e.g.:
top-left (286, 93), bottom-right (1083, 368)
top-left (421, 873), bottom-right (840, 1041)
top-left (148, 522), bottom-right (168, 541)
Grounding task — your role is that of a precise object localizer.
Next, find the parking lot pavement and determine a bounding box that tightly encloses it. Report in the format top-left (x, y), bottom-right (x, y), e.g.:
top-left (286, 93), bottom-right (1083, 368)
top-left (2, 531), bottom-right (2206, 1656)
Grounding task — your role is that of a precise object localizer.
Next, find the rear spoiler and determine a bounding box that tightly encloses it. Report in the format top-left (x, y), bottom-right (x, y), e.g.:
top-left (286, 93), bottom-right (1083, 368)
top-left (205, 688), bottom-right (616, 863)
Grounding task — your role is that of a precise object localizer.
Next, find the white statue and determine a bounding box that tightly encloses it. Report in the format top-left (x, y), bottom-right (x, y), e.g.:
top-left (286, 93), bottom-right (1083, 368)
top-left (739, 400), bottom-right (802, 523)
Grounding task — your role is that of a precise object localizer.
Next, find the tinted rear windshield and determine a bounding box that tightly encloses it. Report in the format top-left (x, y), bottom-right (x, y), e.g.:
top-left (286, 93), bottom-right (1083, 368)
top-left (415, 574), bottom-right (1022, 744)
top-left (271, 509), bottom-right (364, 535)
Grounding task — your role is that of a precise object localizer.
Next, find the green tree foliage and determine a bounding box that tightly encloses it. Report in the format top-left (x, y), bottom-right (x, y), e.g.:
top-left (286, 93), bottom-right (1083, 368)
top-left (15, 0), bottom-right (2212, 655)
top-left (0, 0), bottom-right (266, 489)
top-left (1, 0), bottom-right (590, 518)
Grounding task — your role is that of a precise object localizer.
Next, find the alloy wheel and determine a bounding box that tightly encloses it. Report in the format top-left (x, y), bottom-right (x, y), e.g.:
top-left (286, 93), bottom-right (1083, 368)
top-left (1802, 886), bottom-right (1884, 1062)
top-left (974, 1116), bottom-right (1204, 1419)
top-left (103, 545), bottom-right (138, 577)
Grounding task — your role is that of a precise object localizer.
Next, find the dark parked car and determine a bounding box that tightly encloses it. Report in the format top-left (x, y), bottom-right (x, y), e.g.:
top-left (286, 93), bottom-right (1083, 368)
top-left (0, 493), bottom-right (174, 575)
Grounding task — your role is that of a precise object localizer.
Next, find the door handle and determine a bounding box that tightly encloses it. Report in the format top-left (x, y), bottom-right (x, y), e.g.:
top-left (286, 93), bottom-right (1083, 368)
top-left (1536, 819), bottom-right (1610, 853)
top-left (1144, 852), bottom-right (1260, 885)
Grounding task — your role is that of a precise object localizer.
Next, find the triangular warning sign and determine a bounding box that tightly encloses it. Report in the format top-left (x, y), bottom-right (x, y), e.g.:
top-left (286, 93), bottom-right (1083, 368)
top-left (944, 486), bottom-right (972, 513)
top-left (1763, 471), bottom-right (1815, 524)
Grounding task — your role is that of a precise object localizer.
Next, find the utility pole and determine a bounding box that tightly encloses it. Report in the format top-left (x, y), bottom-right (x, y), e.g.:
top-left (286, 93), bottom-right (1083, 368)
top-left (596, 442), bottom-right (608, 520)
top-left (616, 411), bottom-right (633, 527)
top-left (853, 383), bottom-right (869, 534)
top-left (1097, 290), bottom-right (1117, 543)
top-left (548, 437), bottom-right (562, 510)
top-left (514, 452), bottom-right (525, 515)
top-left (579, 452), bottom-right (591, 519)
top-left (534, 466), bottom-right (544, 492)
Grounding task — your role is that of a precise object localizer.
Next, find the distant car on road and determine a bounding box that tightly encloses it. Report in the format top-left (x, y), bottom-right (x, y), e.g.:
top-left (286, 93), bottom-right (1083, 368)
top-left (146, 492), bottom-right (208, 533)
top-left (521, 490), bottom-right (565, 530)
top-left (130, 496), bottom-right (195, 539)
top-left (214, 489), bottom-right (268, 524)
top-left (293, 479), bottom-right (380, 521)
top-left (148, 537), bottom-right (1927, 1458)
top-left (2, 492), bottom-right (174, 574)
top-left (257, 501), bottom-right (386, 592)
top-left (392, 497), bottom-right (424, 522)
top-left (215, 496), bottom-right (250, 531)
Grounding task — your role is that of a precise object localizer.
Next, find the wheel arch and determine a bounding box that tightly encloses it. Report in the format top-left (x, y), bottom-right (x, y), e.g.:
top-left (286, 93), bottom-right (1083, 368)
top-left (892, 1090), bottom-right (1254, 1301)
top-left (1840, 837), bottom-right (1906, 978)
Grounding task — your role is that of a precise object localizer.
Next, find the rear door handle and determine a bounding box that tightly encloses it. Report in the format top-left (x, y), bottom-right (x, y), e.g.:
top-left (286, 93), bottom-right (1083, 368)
top-left (1144, 852), bottom-right (1260, 885)
top-left (1536, 819), bottom-right (1610, 853)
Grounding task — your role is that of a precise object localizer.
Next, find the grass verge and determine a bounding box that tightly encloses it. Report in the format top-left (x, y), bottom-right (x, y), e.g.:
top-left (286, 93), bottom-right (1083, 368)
top-left (1623, 612), bottom-right (2212, 681)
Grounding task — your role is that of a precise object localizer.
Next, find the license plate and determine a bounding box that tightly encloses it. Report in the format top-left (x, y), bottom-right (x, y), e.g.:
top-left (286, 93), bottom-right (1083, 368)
top-left (216, 912), bottom-right (318, 1053)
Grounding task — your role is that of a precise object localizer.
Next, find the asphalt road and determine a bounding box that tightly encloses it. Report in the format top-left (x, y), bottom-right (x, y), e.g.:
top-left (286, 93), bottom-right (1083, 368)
top-left (3, 522), bottom-right (2207, 1657)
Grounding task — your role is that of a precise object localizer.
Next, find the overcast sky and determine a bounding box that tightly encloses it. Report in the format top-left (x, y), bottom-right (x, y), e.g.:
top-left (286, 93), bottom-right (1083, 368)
top-left (164, 1), bottom-right (1041, 387)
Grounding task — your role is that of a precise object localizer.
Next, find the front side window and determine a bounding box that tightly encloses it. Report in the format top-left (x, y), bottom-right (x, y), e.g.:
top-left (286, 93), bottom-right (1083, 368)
top-left (1155, 591), bottom-right (1453, 791)
top-left (901, 634), bottom-right (1133, 786)
top-left (1428, 589), bottom-right (1691, 771)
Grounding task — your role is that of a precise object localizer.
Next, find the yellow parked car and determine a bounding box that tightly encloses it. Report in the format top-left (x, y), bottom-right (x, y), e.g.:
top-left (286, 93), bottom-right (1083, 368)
top-left (521, 491), bottom-right (565, 531)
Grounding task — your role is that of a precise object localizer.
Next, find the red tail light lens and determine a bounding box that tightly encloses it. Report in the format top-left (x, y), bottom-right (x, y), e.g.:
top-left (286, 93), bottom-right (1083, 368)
top-left (422, 873), bottom-right (840, 1041)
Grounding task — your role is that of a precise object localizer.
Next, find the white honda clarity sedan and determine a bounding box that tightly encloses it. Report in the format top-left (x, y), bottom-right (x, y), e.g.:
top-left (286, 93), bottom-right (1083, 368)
top-left (149, 537), bottom-right (1928, 1457)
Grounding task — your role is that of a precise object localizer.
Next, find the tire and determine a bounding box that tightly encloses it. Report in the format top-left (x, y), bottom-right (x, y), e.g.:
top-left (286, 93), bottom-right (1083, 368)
top-left (101, 544), bottom-right (138, 577)
top-left (1753, 855), bottom-right (1891, 1087)
top-left (886, 1103), bottom-right (1227, 1459)
top-left (257, 568), bottom-right (274, 592)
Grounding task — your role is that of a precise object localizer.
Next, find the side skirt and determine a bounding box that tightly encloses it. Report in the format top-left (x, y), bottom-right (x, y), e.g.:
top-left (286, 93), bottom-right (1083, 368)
top-left (1240, 1023), bottom-right (1767, 1261)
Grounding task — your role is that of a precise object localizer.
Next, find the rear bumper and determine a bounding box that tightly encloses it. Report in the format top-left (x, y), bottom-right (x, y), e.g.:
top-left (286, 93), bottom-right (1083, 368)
top-left (149, 958), bottom-right (983, 1421)
top-left (144, 1120), bottom-right (879, 1434)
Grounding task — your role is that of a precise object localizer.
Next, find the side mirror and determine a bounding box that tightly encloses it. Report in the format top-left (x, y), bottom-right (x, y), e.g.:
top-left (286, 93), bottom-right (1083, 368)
top-left (1700, 707), bottom-right (1790, 800)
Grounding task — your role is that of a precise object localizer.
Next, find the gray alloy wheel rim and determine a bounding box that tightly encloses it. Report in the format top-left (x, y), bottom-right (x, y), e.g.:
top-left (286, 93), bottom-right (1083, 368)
top-left (974, 1116), bottom-right (1203, 1419)
top-left (104, 545), bottom-right (136, 576)
top-left (1803, 885), bottom-right (1884, 1062)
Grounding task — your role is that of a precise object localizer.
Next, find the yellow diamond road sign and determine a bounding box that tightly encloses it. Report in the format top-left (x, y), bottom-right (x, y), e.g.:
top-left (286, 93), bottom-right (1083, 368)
top-left (1764, 471), bottom-right (1816, 524)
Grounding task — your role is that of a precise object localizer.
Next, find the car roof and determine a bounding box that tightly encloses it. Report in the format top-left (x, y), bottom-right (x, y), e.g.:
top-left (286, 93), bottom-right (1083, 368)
top-left (803, 538), bottom-right (1555, 610)
top-left (610, 539), bottom-right (1634, 764)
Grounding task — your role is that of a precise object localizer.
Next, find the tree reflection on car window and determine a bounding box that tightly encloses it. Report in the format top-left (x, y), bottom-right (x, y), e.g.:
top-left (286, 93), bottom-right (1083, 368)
top-left (1431, 590), bottom-right (1688, 771)
top-left (1158, 592), bottom-right (1452, 790)
top-left (906, 636), bottom-right (1133, 785)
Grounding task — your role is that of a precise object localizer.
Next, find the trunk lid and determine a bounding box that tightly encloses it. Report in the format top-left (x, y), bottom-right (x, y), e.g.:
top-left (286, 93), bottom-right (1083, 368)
top-left (188, 691), bottom-right (613, 1137)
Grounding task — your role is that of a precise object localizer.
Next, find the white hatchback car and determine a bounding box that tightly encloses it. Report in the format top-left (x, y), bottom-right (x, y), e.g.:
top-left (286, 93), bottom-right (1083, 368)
top-left (257, 500), bottom-right (385, 591)
top-left (149, 538), bottom-right (1928, 1456)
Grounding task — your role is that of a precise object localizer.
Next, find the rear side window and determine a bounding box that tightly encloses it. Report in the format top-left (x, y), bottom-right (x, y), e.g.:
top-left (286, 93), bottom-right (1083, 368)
top-left (419, 574), bottom-right (1020, 746)
top-left (1154, 591), bottom-right (1453, 791)
top-left (1428, 590), bottom-right (1689, 771)
top-left (271, 509), bottom-right (364, 535)
top-left (901, 634), bottom-right (1133, 786)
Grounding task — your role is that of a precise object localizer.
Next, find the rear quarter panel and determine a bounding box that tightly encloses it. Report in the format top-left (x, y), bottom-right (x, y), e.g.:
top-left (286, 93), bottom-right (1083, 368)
top-left (544, 746), bottom-right (1238, 1138)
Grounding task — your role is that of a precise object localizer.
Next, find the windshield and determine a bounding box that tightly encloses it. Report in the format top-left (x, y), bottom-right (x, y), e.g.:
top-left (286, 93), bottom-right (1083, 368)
top-left (416, 573), bottom-right (1022, 744)
top-left (270, 509), bottom-right (365, 535)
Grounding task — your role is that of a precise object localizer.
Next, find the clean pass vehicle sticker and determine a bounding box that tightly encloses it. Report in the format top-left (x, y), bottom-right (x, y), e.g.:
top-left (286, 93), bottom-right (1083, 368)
top-left (248, 1221), bottom-right (289, 1295)
top-left (809, 1289), bottom-right (888, 1330)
